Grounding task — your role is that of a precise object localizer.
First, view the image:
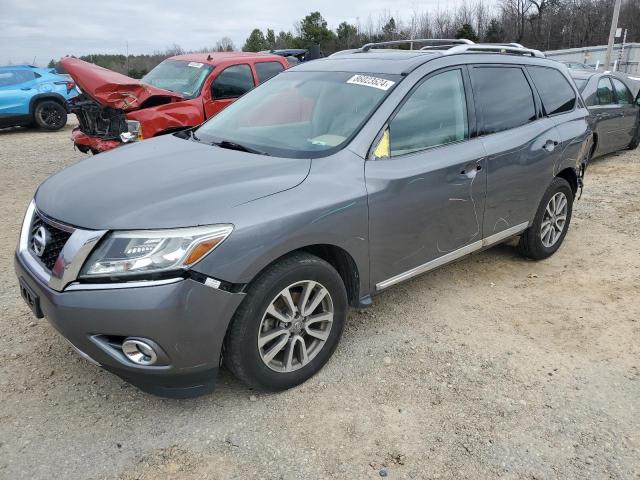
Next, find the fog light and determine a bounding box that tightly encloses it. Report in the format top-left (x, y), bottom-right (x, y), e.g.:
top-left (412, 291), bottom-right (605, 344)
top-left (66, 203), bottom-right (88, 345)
top-left (122, 338), bottom-right (158, 365)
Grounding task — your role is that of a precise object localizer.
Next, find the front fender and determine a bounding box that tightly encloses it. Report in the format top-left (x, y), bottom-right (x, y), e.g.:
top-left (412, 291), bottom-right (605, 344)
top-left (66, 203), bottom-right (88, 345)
top-left (191, 151), bottom-right (371, 299)
top-left (126, 98), bottom-right (205, 138)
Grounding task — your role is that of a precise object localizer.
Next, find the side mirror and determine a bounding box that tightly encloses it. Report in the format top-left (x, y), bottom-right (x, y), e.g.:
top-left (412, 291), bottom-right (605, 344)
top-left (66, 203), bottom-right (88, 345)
top-left (372, 128), bottom-right (390, 159)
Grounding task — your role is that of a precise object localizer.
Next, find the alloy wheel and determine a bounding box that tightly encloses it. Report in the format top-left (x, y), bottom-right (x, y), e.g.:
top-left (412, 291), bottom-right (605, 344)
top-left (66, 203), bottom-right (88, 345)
top-left (540, 191), bottom-right (568, 248)
top-left (39, 104), bottom-right (64, 129)
top-left (257, 280), bottom-right (334, 373)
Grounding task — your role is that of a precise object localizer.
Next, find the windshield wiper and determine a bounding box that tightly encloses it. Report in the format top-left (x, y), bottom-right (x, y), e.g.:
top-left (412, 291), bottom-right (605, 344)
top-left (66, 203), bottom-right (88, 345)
top-left (212, 140), bottom-right (270, 156)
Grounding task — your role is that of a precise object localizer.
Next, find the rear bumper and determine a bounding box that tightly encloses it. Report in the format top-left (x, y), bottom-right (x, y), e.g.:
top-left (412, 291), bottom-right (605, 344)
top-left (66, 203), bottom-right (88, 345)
top-left (71, 128), bottom-right (122, 153)
top-left (15, 251), bottom-right (245, 398)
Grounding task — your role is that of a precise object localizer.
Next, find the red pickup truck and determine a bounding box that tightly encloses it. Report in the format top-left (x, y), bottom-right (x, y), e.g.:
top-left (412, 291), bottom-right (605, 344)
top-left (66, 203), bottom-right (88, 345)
top-left (62, 52), bottom-right (288, 153)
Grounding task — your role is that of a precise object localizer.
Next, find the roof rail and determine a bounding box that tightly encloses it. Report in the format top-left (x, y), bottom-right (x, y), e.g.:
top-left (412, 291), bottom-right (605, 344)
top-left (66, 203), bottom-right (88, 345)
top-left (359, 38), bottom-right (474, 52)
top-left (443, 44), bottom-right (545, 58)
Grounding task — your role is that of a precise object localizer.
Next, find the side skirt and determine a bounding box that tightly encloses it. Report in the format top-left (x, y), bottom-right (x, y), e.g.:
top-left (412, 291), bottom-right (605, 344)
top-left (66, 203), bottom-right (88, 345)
top-left (375, 222), bottom-right (529, 291)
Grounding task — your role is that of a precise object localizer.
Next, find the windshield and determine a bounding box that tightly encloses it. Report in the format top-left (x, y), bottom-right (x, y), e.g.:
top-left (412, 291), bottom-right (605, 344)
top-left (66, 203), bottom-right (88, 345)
top-left (142, 60), bottom-right (213, 98)
top-left (572, 77), bottom-right (588, 92)
top-left (195, 70), bottom-right (401, 158)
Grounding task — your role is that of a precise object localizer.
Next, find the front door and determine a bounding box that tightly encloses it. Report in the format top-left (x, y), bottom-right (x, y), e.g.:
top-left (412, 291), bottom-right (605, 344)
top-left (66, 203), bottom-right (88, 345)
top-left (203, 64), bottom-right (255, 119)
top-left (366, 67), bottom-right (487, 290)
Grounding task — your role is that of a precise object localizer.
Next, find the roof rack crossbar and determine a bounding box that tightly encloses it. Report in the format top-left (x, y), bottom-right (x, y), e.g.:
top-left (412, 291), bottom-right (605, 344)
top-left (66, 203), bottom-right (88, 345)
top-left (359, 38), bottom-right (474, 52)
top-left (444, 44), bottom-right (545, 58)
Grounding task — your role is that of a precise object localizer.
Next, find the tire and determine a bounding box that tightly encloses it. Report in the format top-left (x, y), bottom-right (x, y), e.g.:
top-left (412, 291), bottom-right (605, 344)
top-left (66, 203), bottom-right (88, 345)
top-left (518, 177), bottom-right (574, 260)
top-left (628, 123), bottom-right (639, 150)
top-left (34, 100), bottom-right (67, 130)
top-left (224, 253), bottom-right (347, 392)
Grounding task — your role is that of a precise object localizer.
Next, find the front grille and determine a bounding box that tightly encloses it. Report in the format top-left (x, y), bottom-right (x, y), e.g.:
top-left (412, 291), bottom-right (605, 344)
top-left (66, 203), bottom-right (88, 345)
top-left (29, 213), bottom-right (73, 270)
top-left (71, 95), bottom-right (127, 140)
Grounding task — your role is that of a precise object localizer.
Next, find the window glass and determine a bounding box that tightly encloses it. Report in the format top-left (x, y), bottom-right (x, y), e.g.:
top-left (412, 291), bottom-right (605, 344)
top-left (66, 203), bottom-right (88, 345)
top-left (611, 78), bottom-right (634, 105)
top-left (596, 78), bottom-right (614, 105)
top-left (528, 66), bottom-right (576, 115)
top-left (211, 64), bottom-right (255, 99)
top-left (572, 78), bottom-right (588, 91)
top-left (472, 67), bottom-right (537, 134)
top-left (255, 62), bottom-right (285, 83)
top-left (0, 70), bottom-right (36, 87)
top-left (389, 69), bottom-right (468, 156)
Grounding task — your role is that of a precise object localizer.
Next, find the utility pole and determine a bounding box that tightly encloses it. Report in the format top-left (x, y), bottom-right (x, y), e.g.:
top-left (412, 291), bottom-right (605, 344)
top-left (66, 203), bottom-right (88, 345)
top-left (604, 0), bottom-right (622, 70)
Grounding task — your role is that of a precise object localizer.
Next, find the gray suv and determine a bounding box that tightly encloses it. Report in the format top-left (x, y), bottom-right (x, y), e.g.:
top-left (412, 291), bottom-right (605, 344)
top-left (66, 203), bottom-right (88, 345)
top-left (15, 40), bottom-right (592, 398)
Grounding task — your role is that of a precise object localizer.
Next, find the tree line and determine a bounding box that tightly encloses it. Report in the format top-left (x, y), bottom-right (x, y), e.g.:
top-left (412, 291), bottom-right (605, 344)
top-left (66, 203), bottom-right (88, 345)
top-left (241, 0), bottom-right (639, 53)
top-left (49, 0), bottom-right (638, 78)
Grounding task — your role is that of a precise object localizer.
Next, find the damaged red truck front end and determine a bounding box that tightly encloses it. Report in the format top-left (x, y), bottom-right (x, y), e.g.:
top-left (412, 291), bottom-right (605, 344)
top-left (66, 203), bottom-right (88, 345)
top-left (62, 52), bottom-right (288, 154)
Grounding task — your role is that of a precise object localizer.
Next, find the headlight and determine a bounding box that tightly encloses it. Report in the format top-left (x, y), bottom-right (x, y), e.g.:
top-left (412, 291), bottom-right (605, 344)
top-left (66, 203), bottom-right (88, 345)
top-left (79, 224), bottom-right (233, 279)
top-left (120, 120), bottom-right (142, 143)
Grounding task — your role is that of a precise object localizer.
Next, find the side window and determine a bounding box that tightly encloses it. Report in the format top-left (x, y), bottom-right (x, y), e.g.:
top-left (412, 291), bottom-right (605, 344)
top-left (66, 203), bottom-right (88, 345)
top-left (0, 70), bottom-right (36, 87)
top-left (389, 69), bottom-right (468, 157)
top-left (211, 64), bottom-right (254, 99)
top-left (472, 67), bottom-right (537, 134)
top-left (255, 62), bottom-right (285, 83)
top-left (611, 78), bottom-right (634, 105)
top-left (527, 66), bottom-right (576, 115)
top-left (596, 78), bottom-right (614, 105)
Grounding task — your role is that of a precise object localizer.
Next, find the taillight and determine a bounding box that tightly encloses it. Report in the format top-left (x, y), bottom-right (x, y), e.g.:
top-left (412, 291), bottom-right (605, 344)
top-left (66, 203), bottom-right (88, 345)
top-left (54, 80), bottom-right (76, 93)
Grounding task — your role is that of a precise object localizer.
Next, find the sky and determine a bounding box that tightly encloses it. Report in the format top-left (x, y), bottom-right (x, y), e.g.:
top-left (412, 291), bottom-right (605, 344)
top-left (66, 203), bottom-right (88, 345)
top-left (0, 0), bottom-right (470, 65)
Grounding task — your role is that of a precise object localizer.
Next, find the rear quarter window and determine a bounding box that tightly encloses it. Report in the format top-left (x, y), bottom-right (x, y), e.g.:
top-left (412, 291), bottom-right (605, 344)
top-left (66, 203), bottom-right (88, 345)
top-left (255, 62), bottom-right (285, 83)
top-left (211, 64), bottom-right (255, 99)
top-left (471, 66), bottom-right (537, 135)
top-left (611, 78), bottom-right (634, 105)
top-left (527, 66), bottom-right (577, 115)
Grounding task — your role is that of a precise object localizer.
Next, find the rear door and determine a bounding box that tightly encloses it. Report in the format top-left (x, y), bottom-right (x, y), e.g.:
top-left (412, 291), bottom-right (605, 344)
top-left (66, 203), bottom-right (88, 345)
top-left (366, 67), bottom-right (488, 289)
top-left (611, 77), bottom-right (638, 148)
top-left (0, 69), bottom-right (38, 116)
top-left (590, 77), bottom-right (620, 154)
top-left (203, 64), bottom-right (255, 118)
top-left (470, 65), bottom-right (562, 237)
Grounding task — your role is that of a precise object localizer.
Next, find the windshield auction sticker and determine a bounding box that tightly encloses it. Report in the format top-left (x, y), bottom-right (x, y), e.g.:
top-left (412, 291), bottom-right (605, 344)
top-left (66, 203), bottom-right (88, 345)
top-left (187, 62), bottom-right (204, 68)
top-left (347, 74), bottom-right (395, 91)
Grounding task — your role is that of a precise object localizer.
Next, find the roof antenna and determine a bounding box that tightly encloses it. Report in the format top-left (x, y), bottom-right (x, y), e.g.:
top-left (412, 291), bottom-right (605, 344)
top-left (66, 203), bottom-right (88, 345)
top-left (207, 54), bottom-right (212, 61)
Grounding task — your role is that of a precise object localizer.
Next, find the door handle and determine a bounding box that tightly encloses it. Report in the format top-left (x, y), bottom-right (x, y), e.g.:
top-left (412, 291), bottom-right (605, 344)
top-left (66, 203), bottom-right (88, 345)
top-left (20, 87), bottom-right (32, 91)
top-left (543, 139), bottom-right (559, 152)
top-left (460, 161), bottom-right (482, 176)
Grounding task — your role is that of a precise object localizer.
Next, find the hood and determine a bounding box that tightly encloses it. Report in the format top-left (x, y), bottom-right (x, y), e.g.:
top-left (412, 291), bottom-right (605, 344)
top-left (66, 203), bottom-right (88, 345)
top-left (35, 134), bottom-right (311, 230)
top-left (61, 57), bottom-right (183, 110)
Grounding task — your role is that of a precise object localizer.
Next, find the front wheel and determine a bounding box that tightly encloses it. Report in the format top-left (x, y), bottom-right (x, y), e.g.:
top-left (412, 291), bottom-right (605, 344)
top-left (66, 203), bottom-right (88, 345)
top-left (224, 253), bottom-right (347, 391)
top-left (518, 177), bottom-right (574, 260)
top-left (34, 100), bottom-right (67, 130)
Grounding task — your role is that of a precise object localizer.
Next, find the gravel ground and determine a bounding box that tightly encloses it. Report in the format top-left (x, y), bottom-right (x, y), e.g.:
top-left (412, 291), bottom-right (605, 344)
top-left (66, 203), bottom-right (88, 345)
top-left (1, 117), bottom-right (639, 480)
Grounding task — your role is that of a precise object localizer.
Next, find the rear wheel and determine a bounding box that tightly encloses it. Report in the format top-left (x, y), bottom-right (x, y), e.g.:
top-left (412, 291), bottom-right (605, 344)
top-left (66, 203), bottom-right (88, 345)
top-left (628, 122), bottom-right (639, 150)
top-left (34, 100), bottom-right (67, 130)
top-left (518, 177), bottom-right (573, 260)
top-left (224, 253), bottom-right (347, 391)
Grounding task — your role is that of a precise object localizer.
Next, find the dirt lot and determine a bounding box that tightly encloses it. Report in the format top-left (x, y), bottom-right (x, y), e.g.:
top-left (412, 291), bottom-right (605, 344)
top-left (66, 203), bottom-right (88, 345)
top-left (0, 117), bottom-right (639, 479)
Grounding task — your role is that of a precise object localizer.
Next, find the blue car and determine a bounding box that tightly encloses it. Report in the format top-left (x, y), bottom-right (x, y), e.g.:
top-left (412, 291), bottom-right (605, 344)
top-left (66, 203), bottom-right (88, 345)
top-left (0, 65), bottom-right (78, 130)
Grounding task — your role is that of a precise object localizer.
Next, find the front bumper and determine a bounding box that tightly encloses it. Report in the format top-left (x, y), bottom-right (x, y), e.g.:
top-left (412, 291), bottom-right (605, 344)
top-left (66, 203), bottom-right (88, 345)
top-left (71, 128), bottom-right (122, 153)
top-left (15, 252), bottom-right (245, 398)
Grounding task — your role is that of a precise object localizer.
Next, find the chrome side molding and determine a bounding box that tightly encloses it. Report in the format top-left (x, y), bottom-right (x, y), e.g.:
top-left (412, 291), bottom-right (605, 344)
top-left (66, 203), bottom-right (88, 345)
top-left (376, 222), bottom-right (528, 291)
